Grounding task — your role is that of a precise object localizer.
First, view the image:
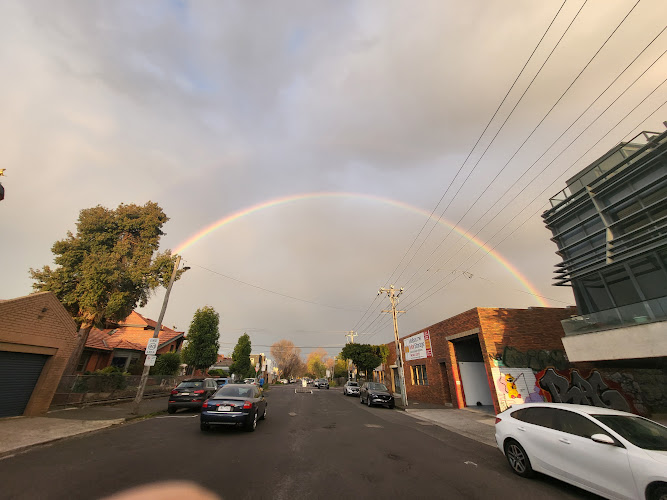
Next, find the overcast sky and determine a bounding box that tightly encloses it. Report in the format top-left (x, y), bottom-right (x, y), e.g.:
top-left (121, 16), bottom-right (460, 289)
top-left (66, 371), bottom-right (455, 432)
top-left (2, 0), bottom-right (666, 358)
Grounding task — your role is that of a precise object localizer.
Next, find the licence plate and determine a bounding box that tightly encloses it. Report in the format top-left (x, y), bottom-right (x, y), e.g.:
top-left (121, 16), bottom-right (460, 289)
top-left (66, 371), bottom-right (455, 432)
top-left (180, 393), bottom-right (189, 396)
top-left (218, 406), bottom-right (231, 412)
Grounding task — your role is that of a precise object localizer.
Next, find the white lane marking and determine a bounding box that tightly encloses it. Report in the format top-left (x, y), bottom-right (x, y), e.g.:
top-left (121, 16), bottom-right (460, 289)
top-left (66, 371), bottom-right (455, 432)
top-left (364, 424), bottom-right (383, 428)
top-left (288, 412), bottom-right (297, 417)
top-left (464, 461), bottom-right (478, 467)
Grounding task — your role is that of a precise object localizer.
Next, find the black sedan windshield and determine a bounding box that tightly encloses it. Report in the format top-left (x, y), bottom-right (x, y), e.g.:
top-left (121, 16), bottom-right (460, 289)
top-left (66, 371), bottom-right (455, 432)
top-left (368, 383), bottom-right (388, 392)
top-left (592, 414), bottom-right (667, 451)
top-left (214, 385), bottom-right (256, 398)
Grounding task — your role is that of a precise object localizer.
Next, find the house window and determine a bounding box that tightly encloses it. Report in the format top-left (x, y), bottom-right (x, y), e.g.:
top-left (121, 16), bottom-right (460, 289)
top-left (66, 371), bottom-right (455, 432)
top-left (411, 365), bottom-right (428, 386)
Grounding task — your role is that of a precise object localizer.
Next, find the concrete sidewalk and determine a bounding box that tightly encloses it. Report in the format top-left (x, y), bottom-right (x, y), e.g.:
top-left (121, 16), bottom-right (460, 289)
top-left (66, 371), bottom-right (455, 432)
top-left (403, 407), bottom-right (497, 447)
top-left (0, 397), bottom-right (169, 459)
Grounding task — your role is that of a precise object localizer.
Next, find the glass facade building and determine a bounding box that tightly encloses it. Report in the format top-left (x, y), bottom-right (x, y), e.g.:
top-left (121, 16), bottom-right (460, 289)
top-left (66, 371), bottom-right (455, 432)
top-left (542, 130), bottom-right (667, 338)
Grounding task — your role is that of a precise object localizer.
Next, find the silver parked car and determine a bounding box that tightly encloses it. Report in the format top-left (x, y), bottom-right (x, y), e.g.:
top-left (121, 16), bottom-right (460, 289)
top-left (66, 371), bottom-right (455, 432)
top-left (343, 380), bottom-right (360, 396)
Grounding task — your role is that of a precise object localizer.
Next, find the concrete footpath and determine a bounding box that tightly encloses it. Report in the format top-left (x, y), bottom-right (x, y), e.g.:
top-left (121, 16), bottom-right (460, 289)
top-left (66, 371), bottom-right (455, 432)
top-left (0, 397), bottom-right (168, 459)
top-left (392, 399), bottom-right (498, 447)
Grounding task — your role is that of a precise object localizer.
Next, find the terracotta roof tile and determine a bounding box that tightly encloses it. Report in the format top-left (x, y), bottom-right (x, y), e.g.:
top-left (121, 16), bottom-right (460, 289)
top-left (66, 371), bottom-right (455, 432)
top-left (86, 311), bottom-right (184, 352)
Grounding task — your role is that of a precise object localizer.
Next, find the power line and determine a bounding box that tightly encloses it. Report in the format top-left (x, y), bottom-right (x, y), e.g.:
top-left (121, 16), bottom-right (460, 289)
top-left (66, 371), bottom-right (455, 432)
top-left (400, 28), bottom-right (667, 308)
top-left (399, 0), bottom-right (642, 296)
top-left (349, 1), bottom-right (570, 336)
top-left (188, 262), bottom-right (364, 312)
top-left (366, 76), bottom-right (667, 341)
top-left (404, 92), bottom-right (667, 316)
top-left (395, 0), bottom-right (586, 287)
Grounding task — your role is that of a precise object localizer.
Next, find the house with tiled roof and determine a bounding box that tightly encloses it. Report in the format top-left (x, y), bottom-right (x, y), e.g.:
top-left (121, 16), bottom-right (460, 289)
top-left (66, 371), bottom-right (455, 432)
top-left (78, 311), bottom-right (185, 374)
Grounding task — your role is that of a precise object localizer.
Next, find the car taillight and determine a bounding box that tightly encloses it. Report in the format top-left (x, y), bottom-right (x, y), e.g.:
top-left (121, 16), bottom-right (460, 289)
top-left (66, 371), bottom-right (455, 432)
top-left (243, 401), bottom-right (252, 409)
top-left (171, 389), bottom-right (178, 395)
top-left (194, 390), bottom-right (205, 394)
top-left (495, 417), bottom-right (502, 424)
top-left (202, 400), bottom-right (209, 409)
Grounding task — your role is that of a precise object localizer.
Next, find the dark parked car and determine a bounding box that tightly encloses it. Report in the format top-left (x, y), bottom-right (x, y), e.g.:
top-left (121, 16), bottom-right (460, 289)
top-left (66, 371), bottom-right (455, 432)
top-left (315, 378), bottom-right (329, 389)
top-left (360, 382), bottom-right (395, 408)
top-left (168, 378), bottom-right (218, 414)
top-left (200, 383), bottom-right (267, 432)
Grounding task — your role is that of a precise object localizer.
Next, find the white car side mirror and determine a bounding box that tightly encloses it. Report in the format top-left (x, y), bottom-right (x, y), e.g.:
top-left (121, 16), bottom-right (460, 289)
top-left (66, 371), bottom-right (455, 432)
top-left (591, 434), bottom-right (615, 445)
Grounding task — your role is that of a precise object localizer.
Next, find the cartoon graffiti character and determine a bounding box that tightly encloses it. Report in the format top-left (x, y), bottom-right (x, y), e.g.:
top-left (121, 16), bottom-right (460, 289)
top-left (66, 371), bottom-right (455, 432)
top-left (504, 374), bottom-right (520, 399)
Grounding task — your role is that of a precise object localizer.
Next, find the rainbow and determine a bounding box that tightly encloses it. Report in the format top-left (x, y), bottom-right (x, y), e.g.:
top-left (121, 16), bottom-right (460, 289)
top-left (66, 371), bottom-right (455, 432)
top-left (174, 192), bottom-right (548, 307)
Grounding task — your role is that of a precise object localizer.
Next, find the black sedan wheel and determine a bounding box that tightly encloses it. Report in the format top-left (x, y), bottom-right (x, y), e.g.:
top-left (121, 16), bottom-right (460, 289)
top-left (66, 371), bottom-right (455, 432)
top-left (367, 397), bottom-right (372, 407)
top-left (167, 407), bottom-right (176, 414)
top-left (260, 406), bottom-right (267, 420)
top-left (504, 440), bottom-right (534, 478)
top-left (245, 411), bottom-right (258, 432)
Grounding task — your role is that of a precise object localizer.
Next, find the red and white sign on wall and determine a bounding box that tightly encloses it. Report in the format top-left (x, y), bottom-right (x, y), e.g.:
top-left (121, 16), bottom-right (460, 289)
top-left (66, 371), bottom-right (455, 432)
top-left (404, 330), bottom-right (433, 361)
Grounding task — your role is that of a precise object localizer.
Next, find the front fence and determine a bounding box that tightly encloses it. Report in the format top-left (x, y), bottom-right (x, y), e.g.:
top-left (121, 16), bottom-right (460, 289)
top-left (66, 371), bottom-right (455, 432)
top-left (51, 374), bottom-right (188, 407)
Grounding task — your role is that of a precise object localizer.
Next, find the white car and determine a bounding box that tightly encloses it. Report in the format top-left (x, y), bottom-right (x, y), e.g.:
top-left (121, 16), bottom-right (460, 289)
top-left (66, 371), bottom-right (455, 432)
top-left (495, 403), bottom-right (667, 500)
top-left (244, 378), bottom-right (258, 385)
top-left (343, 381), bottom-right (360, 396)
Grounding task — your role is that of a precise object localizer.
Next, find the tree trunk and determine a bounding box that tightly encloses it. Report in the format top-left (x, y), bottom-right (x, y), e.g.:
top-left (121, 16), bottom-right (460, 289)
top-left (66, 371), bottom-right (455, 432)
top-left (63, 321), bottom-right (94, 376)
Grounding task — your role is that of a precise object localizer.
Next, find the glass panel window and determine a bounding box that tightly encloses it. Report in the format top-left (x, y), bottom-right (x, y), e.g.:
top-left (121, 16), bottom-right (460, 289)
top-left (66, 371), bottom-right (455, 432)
top-left (522, 407), bottom-right (559, 430)
top-left (580, 273), bottom-right (614, 312)
top-left (411, 365), bottom-right (428, 386)
top-left (555, 409), bottom-right (608, 438)
top-left (604, 267), bottom-right (641, 307)
top-left (630, 256), bottom-right (667, 300)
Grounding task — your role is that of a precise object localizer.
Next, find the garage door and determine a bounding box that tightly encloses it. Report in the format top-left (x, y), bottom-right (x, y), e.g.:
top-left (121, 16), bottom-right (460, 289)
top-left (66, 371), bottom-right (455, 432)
top-left (0, 351), bottom-right (49, 417)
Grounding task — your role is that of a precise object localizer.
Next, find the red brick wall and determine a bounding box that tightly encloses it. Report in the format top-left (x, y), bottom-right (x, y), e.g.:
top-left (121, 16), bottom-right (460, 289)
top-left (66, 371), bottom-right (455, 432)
top-left (478, 307), bottom-right (574, 413)
top-left (383, 307), bottom-right (576, 411)
top-left (0, 292), bottom-right (78, 416)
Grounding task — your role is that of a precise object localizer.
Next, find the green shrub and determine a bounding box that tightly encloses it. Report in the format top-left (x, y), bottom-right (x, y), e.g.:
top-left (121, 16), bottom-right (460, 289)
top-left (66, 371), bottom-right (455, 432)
top-left (207, 368), bottom-right (224, 377)
top-left (151, 352), bottom-right (181, 376)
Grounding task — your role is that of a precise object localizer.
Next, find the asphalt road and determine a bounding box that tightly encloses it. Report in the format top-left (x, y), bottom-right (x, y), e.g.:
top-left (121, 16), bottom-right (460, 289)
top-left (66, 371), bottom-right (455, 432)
top-left (0, 385), bottom-right (599, 500)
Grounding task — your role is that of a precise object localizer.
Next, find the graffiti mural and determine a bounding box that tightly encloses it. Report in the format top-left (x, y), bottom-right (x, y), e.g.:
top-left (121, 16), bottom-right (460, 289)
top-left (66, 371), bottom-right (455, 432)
top-left (491, 367), bottom-right (547, 411)
top-left (536, 368), bottom-right (636, 413)
top-left (502, 346), bottom-right (568, 371)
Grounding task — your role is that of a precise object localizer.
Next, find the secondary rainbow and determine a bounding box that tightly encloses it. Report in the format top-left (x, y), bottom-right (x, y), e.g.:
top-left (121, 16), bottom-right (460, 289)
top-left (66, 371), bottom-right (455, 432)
top-left (174, 192), bottom-right (548, 306)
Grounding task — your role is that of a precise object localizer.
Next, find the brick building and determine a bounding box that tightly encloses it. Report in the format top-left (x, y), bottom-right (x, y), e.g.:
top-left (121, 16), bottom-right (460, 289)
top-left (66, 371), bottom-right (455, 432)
top-left (381, 306), bottom-right (575, 414)
top-left (0, 292), bottom-right (78, 417)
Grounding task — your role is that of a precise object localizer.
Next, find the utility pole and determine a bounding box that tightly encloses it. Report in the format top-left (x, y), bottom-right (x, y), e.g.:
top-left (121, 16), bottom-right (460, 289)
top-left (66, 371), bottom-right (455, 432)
top-left (132, 254), bottom-right (183, 414)
top-left (344, 330), bottom-right (357, 380)
top-left (379, 285), bottom-right (407, 408)
top-left (345, 330), bottom-right (357, 343)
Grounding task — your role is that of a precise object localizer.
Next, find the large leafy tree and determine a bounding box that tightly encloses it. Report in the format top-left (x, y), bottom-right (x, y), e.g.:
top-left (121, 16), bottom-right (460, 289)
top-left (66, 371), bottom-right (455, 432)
top-left (30, 202), bottom-right (180, 375)
top-left (306, 348), bottom-right (328, 379)
top-left (270, 340), bottom-right (302, 379)
top-left (230, 333), bottom-right (253, 379)
top-left (340, 344), bottom-right (386, 380)
top-left (181, 306), bottom-right (220, 372)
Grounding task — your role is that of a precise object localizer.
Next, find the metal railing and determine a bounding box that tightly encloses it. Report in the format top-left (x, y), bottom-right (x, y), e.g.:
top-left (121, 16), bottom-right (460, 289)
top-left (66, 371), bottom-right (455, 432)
top-left (51, 374), bottom-right (188, 407)
top-left (561, 296), bottom-right (667, 336)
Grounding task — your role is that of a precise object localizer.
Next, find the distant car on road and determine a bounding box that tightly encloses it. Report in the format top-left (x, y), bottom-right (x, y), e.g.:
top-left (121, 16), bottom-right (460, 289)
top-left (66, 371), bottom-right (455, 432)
top-left (343, 380), bottom-right (360, 396)
top-left (200, 383), bottom-right (267, 432)
top-left (315, 378), bottom-right (329, 389)
top-left (168, 378), bottom-right (218, 414)
top-left (495, 402), bottom-right (667, 500)
top-left (244, 378), bottom-right (258, 385)
top-left (279, 378), bottom-right (289, 384)
top-left (213, 377), bottom-right (230, 387)
top-left (360, 382), bottom-right (394, 408)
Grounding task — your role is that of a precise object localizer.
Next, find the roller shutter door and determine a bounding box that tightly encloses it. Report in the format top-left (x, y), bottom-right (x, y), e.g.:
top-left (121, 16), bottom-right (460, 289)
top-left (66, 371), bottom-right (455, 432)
top-left (0, 351), bottom-right (49, 417)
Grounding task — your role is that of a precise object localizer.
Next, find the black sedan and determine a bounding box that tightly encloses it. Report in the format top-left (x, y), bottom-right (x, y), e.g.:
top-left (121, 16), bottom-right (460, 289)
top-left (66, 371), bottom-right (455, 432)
top-left (200, 384), bottom-right (267, 432)
top-left (168, 378), bottom-right (218, 414)
top-left (360, 382), bottom-right (395, 408)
